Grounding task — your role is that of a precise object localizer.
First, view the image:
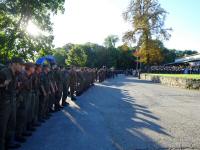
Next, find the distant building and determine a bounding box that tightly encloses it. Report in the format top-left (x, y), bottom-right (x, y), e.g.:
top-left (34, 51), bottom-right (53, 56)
top-left (166, 53), bottom-right (200, 66)
top-left (175, 53), bottom-right (200, 66)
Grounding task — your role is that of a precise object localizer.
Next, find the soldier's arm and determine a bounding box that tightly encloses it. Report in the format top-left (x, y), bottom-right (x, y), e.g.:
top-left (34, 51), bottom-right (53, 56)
top-left (40, 74), bottom-right (47, 96)
top-left (50, 81), bottom-right (55, 93)
top-left (0, 77), bottom-right (4, 86)
top-left (54, 81), bottom-right (58, 91)
top-left (0, 71), bottom-right (10, 87)
top-left (41, 85), bottom-right (47, 96)
top-left (78, 72), bottom-right (85, 81)
top-left (76, 71), bottom-right (79, 89)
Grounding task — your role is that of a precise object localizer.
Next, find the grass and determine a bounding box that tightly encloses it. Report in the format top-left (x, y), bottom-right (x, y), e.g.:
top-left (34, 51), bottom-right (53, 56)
top-left (146, 74), bottom-right (200, 79)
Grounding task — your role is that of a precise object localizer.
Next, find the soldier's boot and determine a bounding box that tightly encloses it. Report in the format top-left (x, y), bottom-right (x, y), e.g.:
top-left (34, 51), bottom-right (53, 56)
top-left (70, 87), bottom-right (76, 101)
top-left (61, 95), bottom-right (69, 107)
top-left (6, 130), bottom-right (21, 149)
top-left (71, 96), bottom-right (76, 101)
top-left (76, 92), bottom-right (81, 96)
top-left (15, 135), bottom-right (26, 143)
top-left (5, 141), bottom-right (21, 149)
top-left (27, 124), bottom-right (36, 132)
top-left (33, 122), bottom-right (41, 127)
top-left (62, 102), bottom-right (69, 107)
top-left (22, 132), bottom-right (32, 137)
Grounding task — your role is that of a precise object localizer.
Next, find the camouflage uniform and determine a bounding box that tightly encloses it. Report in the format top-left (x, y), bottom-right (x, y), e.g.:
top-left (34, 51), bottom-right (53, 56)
top-left (15, 71), bottom-right (30, 140)
top-left (61, 69), bottom-right (70, 106)
top-left (39, 70), bottom-right (50, 120)
top-left (69, 68), bottom-right (77, 101)
top-left (76, 69), bottom-right (85, 96)
top-left (54, 68), bottom-right (63, 110)
top-left (0, 68), bottom-right (17, 150)
top-left (32, 72), bottom-right (40, 125)
top-left (48, 70), bottom-right (56, 112)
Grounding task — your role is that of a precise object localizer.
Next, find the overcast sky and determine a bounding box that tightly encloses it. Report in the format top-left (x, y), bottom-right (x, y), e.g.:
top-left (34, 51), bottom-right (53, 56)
top-left (52, 0), bottom-right (200, 52)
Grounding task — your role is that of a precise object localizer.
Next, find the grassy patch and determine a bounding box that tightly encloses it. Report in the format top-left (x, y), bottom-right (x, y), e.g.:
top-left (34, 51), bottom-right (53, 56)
top-left (146, 74), bottom-right (200, 79)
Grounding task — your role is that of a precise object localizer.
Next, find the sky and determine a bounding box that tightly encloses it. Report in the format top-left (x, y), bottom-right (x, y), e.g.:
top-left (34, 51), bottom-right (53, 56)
top-left (52, 0), bottom-right (200, 52)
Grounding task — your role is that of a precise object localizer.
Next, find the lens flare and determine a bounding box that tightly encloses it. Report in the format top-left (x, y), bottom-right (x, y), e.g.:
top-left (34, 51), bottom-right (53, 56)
top-left (26, 21), bottom-right (40, 36)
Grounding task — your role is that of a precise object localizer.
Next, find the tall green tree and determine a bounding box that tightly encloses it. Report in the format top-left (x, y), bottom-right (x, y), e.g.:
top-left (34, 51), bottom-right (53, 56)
top-left (117, 44), bottom-right (137, 69)
top-left (123, 0), bottom-right (171, 66)
top-left (52, 48), bottom-right (68, 66)
top-left (104, 35), bottom-right (119, 48)
top-left (66, 45), bottom-right (87, 67)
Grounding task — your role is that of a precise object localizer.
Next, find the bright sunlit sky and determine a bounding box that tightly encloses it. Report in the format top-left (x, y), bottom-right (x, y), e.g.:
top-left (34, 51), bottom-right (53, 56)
top-left (52, 0), bottom-right (200, 51)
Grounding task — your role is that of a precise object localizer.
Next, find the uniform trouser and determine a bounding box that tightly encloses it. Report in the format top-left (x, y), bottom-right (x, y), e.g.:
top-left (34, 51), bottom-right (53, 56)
top-left (55, 91), bottom-right (62, 109)
top-left (16, 93), bottom-right (27, 137)
top-left (44, 95), bottom-right (49, 116)
top-left (80, 81), bottom-right (84, 93)
top-left (62, 86), bottom-right (68, 105)
top-left (39, 95), bottom-right (44, 119)
top-left (6, 99), bottom-right (16, 144)
top-left (26, 92), bottom-right (34, 126)
top-left (56, 84), bottom-right (63, 108)
top-left (62, 93), bottom-right (67, 105)
top-left (33, 91), bottom-right (39, 123)
top-left (39, 95), bottom-right (48, 119)
top-left (76, 82), bottom-right (81, 95)
top-left (0, 98), bottom-right (16, 150)
top-left (0, 101), bottom-right (11, 150)
top-left (49, 93), bottom-right (55, 110)
top-left (69, 84), bottom-right (75, 98)
top-left (31, 92), bottom-right (36, 123)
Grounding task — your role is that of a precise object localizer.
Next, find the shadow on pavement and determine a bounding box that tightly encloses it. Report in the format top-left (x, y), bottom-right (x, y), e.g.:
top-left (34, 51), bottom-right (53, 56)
top-left (18, 75), bottom-right (171, 150)
top-left (61, 76), bottom-right (171, 150)
top-left (102, 75), bottom-right (154, 87)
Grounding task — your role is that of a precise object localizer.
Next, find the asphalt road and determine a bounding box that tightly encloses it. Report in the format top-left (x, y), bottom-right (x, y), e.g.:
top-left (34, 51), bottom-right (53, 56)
top-left (19, 75), bottom-right (200, 150)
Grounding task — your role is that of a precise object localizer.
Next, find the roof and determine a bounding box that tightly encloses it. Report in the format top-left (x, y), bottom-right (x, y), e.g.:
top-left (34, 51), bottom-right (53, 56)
top-left (175, 53), bottom-right (200, 63)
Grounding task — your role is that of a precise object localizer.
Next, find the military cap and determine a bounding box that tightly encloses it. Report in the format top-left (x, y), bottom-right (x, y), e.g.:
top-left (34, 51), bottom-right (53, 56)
top-left (35, 64), bottom-right (42, 68)
top-left (11, 57), bottom-right (24, 64)
top-left (43, 64), bottom-right (50, 68)
top-left (25, 62), bottom-right (35, 70)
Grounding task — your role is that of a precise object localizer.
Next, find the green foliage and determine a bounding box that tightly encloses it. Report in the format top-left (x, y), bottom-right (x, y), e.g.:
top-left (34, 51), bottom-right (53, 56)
top-left (117, 44), bottom-right (137, 69)
top-left (104, 35), bottom-right (119, 48)
top-left (66, 45), bottom-right (87, 67)
top-left (175, 50), bottom-right (198, 58)
top-left (57, 42), bottom-right (137, 69)
top-left (52, 48), bottom-right (68, 66)
top-left (0, 0), bottom-right (65, 62)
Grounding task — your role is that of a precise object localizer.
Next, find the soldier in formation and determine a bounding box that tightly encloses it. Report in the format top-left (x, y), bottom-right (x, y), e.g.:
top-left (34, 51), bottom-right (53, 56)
top-left (0, 58), bottom-right (117, 150)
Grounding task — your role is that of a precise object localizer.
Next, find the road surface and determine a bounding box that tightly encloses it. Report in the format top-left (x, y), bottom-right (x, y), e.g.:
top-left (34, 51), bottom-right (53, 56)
top-left (19, 75), bottom-right (200, 150)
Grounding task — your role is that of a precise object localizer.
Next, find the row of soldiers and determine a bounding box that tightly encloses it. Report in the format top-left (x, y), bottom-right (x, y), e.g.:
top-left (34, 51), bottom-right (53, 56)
top-left (0, 57), bottom-right (114, 150)
top-left (97, 67), bottom-right (117, 82)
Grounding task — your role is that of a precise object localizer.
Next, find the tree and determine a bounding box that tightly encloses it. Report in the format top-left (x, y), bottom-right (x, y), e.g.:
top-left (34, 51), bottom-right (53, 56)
top-left (59, 42), bottom-right (137, 69)
top-left (117, 44), bottom-right (137, 69)
top-left (137, 39), bottom-right (164, 65)
top-left (0, 0), bottom-right (65, 61)
top-left (52, 48), bottom-right (68, 66)
top-left (123, 0), bottom-right (171, 66)
top-left (79, 43), bottom-right (97, 68)
top-left (104, 35), bottom-right (119, 48)
top-left (66, 45), bottom-right (87, 67)
top-left (175, 50), bottom-right (198, 58)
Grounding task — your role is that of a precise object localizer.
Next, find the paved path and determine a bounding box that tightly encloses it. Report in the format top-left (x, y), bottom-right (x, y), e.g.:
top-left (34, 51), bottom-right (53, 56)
top-left (19, 75), bottom-right (200, 150)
